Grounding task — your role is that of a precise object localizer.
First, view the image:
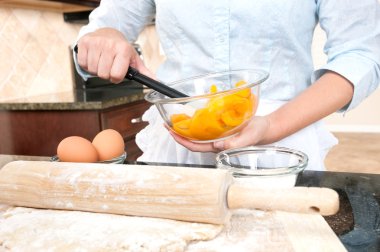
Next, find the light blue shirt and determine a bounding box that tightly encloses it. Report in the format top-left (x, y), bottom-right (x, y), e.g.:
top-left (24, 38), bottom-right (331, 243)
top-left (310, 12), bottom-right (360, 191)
top-left (76, 0), bottom-right (380, 112)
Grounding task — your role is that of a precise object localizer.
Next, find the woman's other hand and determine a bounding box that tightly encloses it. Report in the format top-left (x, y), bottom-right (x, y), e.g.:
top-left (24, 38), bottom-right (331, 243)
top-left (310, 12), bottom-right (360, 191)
top-left (167, 116), bottom-right (271, 152)
top-left (76, 28), bottom-right (153, 83)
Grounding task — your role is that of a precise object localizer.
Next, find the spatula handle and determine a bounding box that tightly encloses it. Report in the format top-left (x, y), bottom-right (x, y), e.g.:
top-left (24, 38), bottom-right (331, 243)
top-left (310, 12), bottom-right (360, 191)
top-left (125, 67), bottom-right (188, 98)
top-left (227, 185), bottom-right (339, 216)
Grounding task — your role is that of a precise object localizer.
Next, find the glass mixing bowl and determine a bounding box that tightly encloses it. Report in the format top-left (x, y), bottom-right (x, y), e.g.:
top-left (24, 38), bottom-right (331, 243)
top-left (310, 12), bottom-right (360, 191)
top-left (51, 151), bottom-right (127, 164)
top-left (145, 69), bottom-right (269, 142)
top-left (216, 146), bottom-right (308, 188)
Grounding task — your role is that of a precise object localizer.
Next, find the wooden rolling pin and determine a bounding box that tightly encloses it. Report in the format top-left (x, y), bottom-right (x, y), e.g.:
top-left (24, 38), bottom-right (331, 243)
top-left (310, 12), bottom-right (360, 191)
top-left (0, 161), bottom-right (339, 224)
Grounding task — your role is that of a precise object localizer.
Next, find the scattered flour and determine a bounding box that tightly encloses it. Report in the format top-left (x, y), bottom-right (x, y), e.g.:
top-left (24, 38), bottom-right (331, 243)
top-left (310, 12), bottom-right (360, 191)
top-left (0, 207), bottom-right (222, 252)
top-left (0, 207), bottom-right (296, 252)
top-left (187, 209), bottom-right (294, 252)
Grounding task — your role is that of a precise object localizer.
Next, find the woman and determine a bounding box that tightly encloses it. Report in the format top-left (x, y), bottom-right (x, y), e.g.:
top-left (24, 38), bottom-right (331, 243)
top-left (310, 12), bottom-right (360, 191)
top-left (74, 0), bottom-right (380, 170)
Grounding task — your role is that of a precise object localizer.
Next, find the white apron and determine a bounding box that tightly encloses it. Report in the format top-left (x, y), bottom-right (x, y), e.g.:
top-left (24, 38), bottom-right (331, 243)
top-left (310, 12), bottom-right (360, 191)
top-left (135, 99), bottom-right (338, 171)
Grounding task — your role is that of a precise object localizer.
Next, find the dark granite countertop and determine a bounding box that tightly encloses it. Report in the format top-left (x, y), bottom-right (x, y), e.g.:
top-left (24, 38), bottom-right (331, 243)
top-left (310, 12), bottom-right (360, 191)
top-left (0, 81), bottom-right (148, 111)
top-left (296, 171), bottom-right (380, 252)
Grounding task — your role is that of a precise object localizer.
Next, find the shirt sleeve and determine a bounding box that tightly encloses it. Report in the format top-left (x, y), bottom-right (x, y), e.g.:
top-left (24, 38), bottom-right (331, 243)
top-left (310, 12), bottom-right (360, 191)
top-left (73, 0), bottom-right (156, 80)
top-left (313, 0), bottom-right (380, 112)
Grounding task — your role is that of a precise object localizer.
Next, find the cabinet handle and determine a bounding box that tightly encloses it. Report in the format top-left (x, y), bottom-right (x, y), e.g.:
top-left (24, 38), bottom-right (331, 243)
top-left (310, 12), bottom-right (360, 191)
top-left (131, 117), bottom-right (143, 124)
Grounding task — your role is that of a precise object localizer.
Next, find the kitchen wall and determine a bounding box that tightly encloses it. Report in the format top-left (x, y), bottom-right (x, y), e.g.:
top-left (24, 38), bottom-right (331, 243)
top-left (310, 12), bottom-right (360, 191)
top-left (0, 6), bottom-right (163, 102)
top-left (0, 7), bottom-right (83, 101)
top-left (0, 6), bottom-right (379, 132)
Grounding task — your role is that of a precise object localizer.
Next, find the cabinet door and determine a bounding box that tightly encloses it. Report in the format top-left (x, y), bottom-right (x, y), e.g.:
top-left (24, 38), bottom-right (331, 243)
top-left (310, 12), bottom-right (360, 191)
top-left (0, 110), bottom-right (101, 156)
top-left (100, 100), bottom-right (151, 161)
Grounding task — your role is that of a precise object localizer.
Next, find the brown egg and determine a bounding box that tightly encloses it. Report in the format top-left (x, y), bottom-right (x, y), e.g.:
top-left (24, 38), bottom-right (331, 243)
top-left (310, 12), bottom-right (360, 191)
top-left (57, 136), bottom-right (98, 163)
top-left (92, 129), bottom-right (125, 161)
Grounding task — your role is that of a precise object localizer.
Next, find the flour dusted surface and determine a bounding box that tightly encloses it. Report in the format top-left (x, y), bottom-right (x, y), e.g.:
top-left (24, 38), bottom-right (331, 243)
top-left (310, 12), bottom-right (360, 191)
top-left (187, 209), bottom-right (294, 252)
top-left (0, 207), bottom-right (222, 252)
top-left (0, 206), bottom-right (343, 251)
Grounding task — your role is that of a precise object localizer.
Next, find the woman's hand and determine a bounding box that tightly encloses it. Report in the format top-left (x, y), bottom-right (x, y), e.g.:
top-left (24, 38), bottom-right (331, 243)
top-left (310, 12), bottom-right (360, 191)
top-left (167, 116), bottom-right (272, 152)
top-left (76, 28), bottom-right (153, 83)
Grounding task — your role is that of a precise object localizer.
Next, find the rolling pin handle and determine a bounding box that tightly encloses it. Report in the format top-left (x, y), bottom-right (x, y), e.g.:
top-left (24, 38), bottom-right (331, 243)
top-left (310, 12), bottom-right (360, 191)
top-left (227, 185), bottom-right (340, 216)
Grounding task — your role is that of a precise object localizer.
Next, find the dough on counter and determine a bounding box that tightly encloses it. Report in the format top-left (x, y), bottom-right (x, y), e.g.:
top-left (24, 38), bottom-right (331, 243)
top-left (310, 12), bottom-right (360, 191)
top-left (0, 207), bottom-right (222, 251)
top-left (0, 206), bottom-right (346, 252)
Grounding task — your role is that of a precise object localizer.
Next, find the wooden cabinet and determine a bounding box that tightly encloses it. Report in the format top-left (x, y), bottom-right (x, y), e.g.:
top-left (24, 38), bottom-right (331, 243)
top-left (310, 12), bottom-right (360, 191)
top-left (0, 0), bottom-right (95, 12)
top-left (100, 101), bottom-right (150, 161)
top-left (0, 100), bottom-right (150, 162)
